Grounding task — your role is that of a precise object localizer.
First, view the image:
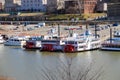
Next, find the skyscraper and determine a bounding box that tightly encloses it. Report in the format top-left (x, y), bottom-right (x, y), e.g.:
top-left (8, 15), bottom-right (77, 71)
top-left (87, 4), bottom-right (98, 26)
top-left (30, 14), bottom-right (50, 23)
top-left (20, 0), bottom-right (46, 12)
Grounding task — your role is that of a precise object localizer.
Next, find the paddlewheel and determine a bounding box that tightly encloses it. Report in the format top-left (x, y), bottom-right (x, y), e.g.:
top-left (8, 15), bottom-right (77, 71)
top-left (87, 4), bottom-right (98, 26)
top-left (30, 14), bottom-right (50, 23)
top-left (23, 41), bottom-right (35, 49)
top-left (41, 44), bottom-right (54, 52)
top-left (63, 44), bottom-right (75, 53)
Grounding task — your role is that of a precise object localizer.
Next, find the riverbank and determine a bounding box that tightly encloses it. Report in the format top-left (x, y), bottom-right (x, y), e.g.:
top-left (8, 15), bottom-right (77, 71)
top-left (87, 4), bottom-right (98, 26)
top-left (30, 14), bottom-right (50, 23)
top-left (0, 23), bottom-right (120, 41)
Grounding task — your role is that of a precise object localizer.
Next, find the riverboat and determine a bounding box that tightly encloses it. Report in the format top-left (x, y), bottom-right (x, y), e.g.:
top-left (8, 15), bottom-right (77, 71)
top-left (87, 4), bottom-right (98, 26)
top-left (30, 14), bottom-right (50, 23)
top-left (101, 31), bottom-right (120, 51)
top-left (4, 36), bottom-right (29, 46)
top-left (40, 39), bottom-right (65, 52)
top-left (0, 35), bottom-right (5, 44)
top-left (23, 36), bottom-right (42, 49)
top-left (62, 30), bottom-right (101, 52)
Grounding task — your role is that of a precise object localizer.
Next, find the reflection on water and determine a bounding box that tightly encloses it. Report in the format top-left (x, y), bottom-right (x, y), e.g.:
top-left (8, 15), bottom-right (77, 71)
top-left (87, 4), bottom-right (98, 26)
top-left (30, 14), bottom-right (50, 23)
top-left (0, 45), bottom-right (120, 80)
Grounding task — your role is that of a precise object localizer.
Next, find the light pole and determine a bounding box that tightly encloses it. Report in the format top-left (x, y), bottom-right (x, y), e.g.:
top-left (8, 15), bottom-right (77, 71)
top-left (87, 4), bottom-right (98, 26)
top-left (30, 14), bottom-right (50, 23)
top-left (94, 23), bottom-right (98, 38)
top-left (110, 25), bottom-right (112, 43)
top-left (58, 24), bottom-right (60, 40)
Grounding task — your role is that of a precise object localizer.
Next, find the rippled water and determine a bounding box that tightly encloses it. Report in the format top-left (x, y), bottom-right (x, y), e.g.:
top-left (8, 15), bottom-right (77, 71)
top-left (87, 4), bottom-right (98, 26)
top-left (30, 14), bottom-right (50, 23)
top-left (0, 44), bottom-right (120, 80)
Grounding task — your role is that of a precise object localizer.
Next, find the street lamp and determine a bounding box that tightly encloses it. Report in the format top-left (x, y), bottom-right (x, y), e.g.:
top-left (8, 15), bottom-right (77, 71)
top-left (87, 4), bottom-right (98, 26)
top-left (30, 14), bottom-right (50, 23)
top-left (110, 25), bottom-right (112, 43)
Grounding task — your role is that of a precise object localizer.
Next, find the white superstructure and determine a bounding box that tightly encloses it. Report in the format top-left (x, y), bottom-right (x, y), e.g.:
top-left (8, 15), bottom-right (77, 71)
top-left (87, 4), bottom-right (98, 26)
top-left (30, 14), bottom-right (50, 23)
top-left (0, 35), bottom-right (5, 44)
top-left (4, 36), bottom-right (29, 46)
top-left (63, 30), bottom-right (101, 52)
top-left (101, 31), bottom-right (120, 51)
top-left (23, 36), bottom-right (43, 49)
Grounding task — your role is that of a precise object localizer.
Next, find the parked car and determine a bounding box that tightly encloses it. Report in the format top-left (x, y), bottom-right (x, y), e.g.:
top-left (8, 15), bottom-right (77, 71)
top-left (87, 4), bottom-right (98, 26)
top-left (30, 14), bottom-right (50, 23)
top-left (38, 22), bottom-right (45, 27)
top-left (113, 23), bottom-right (119, 26)
top-left (27, 28), bottom-right (34, 31)
top-left (34, 22), bottom-right (45, 28)
top-left (64, 27), bottom-right (69, 30)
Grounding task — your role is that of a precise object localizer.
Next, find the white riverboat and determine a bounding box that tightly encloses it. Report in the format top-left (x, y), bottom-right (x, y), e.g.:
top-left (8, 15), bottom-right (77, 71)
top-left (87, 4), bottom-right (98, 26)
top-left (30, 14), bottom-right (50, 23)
top-left (4, 36), bottom-right (29, 46)
top-left (0, 35), bottom-right (5, 44)
top-left (101, 31), bottom-right (120, 51)
top-left (62, 30), bottom-right (101, 52)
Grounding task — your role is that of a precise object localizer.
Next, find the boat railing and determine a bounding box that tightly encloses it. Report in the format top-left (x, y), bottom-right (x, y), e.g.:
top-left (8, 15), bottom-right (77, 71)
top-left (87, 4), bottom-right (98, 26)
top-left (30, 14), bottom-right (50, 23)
top-left (102, 41), bottom-right (120, 45)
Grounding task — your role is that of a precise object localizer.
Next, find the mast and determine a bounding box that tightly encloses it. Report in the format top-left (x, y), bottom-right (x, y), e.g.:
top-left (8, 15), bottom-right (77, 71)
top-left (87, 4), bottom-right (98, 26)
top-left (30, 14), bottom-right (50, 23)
top-left (58, 24), bottom-right (60, 40)
top-left (110, 27), bottom-right (112, 43)
top-left (95, 23), bottom-right (97, 38)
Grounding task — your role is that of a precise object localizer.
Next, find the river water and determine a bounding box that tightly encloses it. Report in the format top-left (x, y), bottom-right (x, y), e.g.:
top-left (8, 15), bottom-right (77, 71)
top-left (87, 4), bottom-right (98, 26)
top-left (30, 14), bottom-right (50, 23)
top-left (0, 44), bottom-right (120, 80)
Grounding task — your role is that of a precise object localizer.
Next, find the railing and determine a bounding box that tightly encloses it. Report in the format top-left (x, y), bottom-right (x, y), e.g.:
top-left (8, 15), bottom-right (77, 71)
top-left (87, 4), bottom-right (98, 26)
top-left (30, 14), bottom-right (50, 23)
top-left (0, 20), bottom-right (120, 25)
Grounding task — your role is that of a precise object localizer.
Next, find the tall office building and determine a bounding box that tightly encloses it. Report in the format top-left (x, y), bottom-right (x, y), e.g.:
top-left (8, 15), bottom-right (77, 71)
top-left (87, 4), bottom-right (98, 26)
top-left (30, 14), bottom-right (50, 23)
top-left (107, 0), bottom-right (120, 20)
top-left (0, 2), bottom-right (2, 11)
top-left (20, 0), bottom-right (46, 11)
top-left (4, 0), bottom-right (21, 12)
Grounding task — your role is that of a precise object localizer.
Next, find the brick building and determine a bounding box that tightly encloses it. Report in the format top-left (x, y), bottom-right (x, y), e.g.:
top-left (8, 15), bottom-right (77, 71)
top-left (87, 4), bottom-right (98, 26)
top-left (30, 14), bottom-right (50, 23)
top-left (65, 0), bottom-right (98, 14)
top-left (0, 3), bottom-right (2, 11)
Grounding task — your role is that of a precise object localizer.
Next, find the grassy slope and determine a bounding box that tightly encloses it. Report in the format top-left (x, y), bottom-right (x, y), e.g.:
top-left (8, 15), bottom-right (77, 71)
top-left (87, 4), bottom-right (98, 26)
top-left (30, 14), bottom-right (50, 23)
top-left (0, 12), bottom-right (106, 20)
top-left (47, 13), bottom-right (106, 20)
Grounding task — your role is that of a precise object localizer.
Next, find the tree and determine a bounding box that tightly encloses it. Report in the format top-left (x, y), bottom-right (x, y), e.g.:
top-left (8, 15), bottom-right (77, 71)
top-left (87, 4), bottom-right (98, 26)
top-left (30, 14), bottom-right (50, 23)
top-left (39, 54), bottom-right (104, 80)
top-left (77, 0), bottom-right (84, 15)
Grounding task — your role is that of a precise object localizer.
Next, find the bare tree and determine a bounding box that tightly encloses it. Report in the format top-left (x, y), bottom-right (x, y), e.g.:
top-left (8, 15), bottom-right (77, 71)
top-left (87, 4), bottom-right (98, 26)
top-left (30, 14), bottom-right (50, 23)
top-left (77, 0), bottom-right (84, 15)
top-left (39, 54), bottom-right (104, 80)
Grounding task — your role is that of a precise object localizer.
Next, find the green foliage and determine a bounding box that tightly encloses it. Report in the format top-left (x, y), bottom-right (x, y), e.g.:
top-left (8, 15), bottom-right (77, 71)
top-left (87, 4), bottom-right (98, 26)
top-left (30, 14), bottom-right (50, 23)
top-left (47, 14), bottom-right (84, 20)
top-left (47, 13), bottom-right (106, 20)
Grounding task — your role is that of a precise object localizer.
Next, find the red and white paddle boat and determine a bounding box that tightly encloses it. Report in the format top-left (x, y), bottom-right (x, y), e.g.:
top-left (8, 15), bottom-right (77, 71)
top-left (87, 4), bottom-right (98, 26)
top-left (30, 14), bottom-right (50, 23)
top-left (40, 39), bottom-right (65, 52)
top-left (23, 36), bottom-right (42, 49)
top-left (63, 30), bottom-right (101, 53)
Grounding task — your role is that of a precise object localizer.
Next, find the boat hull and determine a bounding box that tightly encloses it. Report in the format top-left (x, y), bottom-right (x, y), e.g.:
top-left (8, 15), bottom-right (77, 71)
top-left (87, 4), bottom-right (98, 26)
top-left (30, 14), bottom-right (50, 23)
top-left (4, 41), bottom-right (26, 46)
top-left (23, 41), bottom-right (41, 50)
top-left (101, 47), bottom-right (120, 51)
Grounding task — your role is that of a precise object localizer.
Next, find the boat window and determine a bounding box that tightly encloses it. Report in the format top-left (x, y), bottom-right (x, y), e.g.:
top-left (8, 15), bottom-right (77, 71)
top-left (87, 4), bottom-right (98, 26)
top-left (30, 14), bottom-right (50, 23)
top-left (66, 41), bottom-right (76, 44)
top-left (20, 40), bottom-right (23, 41)
top-left (104, 44), bottom-right (120, 48)
top-left (15, 40), bottom-right (19, 41)
top-left (79, 46), bottom-right (84, 48)
top-left (10, 39), bottom-right (13, 41)
top-left (11, 39), bottom-right (15, 41)
top-left (78, 41), bottom-right (84, 43)
top-left (42, 40), bottom-right (59, 43)
top-left (92, 39), bottom-right (99, 42)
